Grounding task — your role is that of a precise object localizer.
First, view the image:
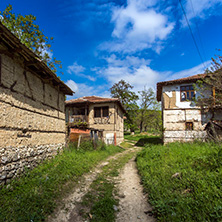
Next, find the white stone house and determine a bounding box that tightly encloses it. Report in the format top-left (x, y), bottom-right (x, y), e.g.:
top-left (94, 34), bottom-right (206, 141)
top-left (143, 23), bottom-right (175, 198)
top-left (0, 22), bottom-right (73, 185)
top-left (156, 74), bottom-right (222, 143)
top-left (65, 96), bottom-right (125, 145)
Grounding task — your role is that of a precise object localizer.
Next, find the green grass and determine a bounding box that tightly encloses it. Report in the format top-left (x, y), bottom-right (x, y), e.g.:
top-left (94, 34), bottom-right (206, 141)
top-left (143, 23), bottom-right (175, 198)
top-left (0, 142), bottom-right (122, 222)
top-left (79, 151), bottom-right (136, 222)
top-left (119, 141), bottom-right (134, 148)
top-left (125, 133), bottom-right (162, 146)
top-left (136, 141), bottom-right (222, 221)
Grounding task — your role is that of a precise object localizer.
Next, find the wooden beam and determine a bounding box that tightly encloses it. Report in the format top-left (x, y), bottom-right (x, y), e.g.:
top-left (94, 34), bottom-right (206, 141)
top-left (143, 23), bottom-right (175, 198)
top-left (0, 55), bottom-right (2, 84)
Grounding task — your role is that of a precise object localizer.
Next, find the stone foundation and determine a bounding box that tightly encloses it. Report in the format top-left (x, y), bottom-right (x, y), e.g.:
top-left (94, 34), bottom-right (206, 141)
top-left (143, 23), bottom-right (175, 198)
top-left (0, 143), bottom-right (64, 185)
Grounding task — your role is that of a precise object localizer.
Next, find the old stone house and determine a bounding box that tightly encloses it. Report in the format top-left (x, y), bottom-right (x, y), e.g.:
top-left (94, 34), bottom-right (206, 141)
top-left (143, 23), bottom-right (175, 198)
top-left (0, 22), bottom-right (73, 185)
top-left (157, 74), bottom-right (222, 143)
top-left (65, 96), bottom-right (125, 145)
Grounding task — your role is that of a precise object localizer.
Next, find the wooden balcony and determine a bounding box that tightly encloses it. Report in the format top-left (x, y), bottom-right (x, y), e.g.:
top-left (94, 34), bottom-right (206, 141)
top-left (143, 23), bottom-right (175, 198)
top-left (69, 115), bottom-right (88, 123)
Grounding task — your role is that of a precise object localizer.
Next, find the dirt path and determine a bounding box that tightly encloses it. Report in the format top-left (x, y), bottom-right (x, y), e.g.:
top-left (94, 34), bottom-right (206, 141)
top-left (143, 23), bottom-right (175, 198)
top-left (116, 156), bottom-right (155, 222)
top-left (48, 144), bottom-right (155, 222)
top-left (47, 147), bottom-right (137, 222)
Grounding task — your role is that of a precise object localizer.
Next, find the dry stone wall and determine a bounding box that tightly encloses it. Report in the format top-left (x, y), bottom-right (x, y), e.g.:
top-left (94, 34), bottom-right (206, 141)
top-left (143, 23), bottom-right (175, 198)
top-left (0, 54), bottom-right (66, 185)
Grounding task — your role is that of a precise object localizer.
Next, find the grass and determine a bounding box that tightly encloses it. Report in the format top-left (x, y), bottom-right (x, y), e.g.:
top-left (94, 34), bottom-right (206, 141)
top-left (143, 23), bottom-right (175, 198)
top-left (79, 151), bottom-right (136, 222)
top-left (119, 141), bottom-right (134, 148)
top-left (125, 132), bottom-right (162, 146)
top-left (136, 141), bottom-right (222, 221)
top-left (0, 142), bottom-right (122, 222)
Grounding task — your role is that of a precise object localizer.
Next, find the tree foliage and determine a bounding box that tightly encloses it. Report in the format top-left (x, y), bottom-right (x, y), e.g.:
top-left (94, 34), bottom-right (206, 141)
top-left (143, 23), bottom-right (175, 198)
top-left (0, 5), bottom-right (62, 74)
top-left (110, 80), bottom-right (139, 131)
top-left (196, 51), bottom-right (222, 111)
top-left (137, 87), bottom-right (162, 133)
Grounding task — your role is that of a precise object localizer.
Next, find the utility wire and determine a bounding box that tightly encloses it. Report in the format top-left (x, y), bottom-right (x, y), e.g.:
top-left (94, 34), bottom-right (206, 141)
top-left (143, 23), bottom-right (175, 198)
top-left (189, 0), bottom-right (208, 64)
top-left (178, 0), bottom-right (206, 70)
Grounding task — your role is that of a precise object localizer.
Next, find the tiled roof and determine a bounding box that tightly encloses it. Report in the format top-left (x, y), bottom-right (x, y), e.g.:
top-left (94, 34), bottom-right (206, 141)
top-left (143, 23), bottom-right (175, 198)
top-left (65, 96), bottom-right (126, 112)
top-left (65, 96), bottom-right (119, 104)
top-left (156, 74), bottom-right (206, 101)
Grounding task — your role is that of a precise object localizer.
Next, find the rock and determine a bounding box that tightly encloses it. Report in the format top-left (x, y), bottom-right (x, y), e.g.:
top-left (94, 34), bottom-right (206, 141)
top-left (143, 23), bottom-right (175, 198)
top-left (1, 156), bottom-right (8, 164)
top-left (113, 205), bottom-right (118, 211)
top-left (171, 172), bottom-right (180, 178)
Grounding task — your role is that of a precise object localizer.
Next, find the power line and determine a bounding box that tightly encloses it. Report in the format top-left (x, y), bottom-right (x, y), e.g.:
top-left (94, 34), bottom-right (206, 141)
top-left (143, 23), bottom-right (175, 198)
top-left (178, 0), bottom-right (206, 70)
top-left (189, 0), bottom-right (208, 63)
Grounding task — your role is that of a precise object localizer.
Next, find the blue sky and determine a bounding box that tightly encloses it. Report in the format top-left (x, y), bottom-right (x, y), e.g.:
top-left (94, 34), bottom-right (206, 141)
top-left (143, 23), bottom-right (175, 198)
top-left (1, 0), bottom-right (222, 99)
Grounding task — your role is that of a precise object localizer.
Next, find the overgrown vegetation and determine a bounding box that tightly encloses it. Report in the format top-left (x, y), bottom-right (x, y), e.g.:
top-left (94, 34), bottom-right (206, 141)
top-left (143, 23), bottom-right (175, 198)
top-left (137, 141), bottom-right (222, 221)
top-left (0, 142), bottom-right (122, 222)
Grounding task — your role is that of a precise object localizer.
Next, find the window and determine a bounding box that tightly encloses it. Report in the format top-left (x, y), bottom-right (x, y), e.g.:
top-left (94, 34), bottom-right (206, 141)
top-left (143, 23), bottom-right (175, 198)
top-left (185, 122), bottom-right (193, 131)
top-left (180, 85), bottom-right (195, 101)
top-left (94, 106), bottom-right (109, 118)
top-left (102, 107), bottom-right (109, 117)
top-left (94, 107), bottom-right (101, 118)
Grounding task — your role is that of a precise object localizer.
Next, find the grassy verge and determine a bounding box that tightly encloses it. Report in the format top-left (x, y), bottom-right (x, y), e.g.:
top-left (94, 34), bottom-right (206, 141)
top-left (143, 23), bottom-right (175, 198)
top-left (79, 151), bottom-right (136, 222)
top-left (136, 141), bottom-right (222, 221)
top-left (0, 142), bottom-right (122, 222)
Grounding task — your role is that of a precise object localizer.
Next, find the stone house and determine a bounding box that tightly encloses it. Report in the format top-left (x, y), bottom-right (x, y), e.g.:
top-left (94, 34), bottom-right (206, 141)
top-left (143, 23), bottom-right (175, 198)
top-left (0, 22), bottom-right (73, 185)
top-left (65, 96), bottom-right (125, 145)
top-left (157, 74), bottom-right (222, 143)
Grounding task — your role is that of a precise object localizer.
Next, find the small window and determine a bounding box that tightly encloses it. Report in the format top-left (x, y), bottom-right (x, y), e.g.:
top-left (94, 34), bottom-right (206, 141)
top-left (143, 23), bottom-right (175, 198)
top-left (94, 107), bottom-right (101, 118)
top-left (185, 122), bottom-right (193, 131)
top-left (102, 106), bottom-right (109, 117)
top-left (180, 85), bottom-right (195, 101)
top-left (94, 106), bottom-right (109, 118)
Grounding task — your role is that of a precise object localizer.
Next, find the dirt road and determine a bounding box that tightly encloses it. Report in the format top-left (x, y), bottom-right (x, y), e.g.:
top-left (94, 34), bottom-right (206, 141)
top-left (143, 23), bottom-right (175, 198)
top-left (116, 157), bottom-right (154, 222)
top-left (48, 145), bottom-right (155, 222)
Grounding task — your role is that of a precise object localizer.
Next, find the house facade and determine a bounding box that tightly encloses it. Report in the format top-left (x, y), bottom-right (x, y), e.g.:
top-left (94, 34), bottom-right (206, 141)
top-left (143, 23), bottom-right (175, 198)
top-left (65, 96), bottom-right (125, 145)
top-left (156, 74), bottom-right (221, 143)
top-left (0, 22), bottom-right (73, 185)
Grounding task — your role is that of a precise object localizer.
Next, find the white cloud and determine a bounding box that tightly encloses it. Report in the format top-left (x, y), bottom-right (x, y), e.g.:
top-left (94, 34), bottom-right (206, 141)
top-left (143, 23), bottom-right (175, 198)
top-left (67, 62), bottom-right (85, 74)
top-left (67, 62), bottom-right (96, 81)
top-left (166, 60), bottom-right (211, 81)
top-left (183, 0), bottom-right (222, 24)
top-left (94, 55), bottom-right (166, 93)
top-left (100, 0), bottom-right (174, 53)
top-left (65, 80), bottom-right (97, 99)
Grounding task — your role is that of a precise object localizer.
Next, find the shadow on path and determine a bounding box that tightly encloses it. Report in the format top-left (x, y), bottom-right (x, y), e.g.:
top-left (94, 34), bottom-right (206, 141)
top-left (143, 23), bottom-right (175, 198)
top-left (135, 137), bottom-right (162, 146)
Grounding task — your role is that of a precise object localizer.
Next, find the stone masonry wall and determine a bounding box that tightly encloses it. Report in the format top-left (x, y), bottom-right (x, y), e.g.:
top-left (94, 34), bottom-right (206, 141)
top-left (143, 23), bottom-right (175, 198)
top-left (163, 109), bottom-right (209, 143)
top-left (0, 54), bottom-right (66, 185)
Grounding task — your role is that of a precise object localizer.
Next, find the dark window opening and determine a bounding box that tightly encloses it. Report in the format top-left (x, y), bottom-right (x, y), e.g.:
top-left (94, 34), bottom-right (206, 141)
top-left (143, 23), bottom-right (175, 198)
top-left (180, 85), bottom-right (195, 101)
top-left (185, 122), bottom-right (193, 131)
top-left (94, 107), bottom-right (101, 118)
top-left (102, 106), bottom-right (109, 117)
top-left (94, 106), bottom-right (109, 118)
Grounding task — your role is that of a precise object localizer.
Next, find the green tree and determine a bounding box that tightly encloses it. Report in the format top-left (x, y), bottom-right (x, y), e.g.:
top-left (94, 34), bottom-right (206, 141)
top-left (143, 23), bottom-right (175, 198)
top-left (110, 80), bottom-right (139, 132)
top-left (0, 5), bottom-right (62, 74)
top-left (138, 87), bottom-right (156, 133)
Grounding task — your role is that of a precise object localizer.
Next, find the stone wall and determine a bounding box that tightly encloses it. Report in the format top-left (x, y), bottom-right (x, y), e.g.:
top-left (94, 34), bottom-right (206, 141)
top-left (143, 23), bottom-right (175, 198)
top-left (0, 54), bottom-right (66, 185)
top-left (163, 109), bottom-right (210, 143)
